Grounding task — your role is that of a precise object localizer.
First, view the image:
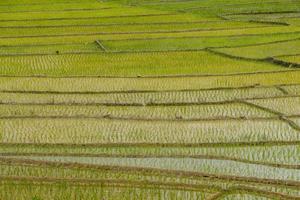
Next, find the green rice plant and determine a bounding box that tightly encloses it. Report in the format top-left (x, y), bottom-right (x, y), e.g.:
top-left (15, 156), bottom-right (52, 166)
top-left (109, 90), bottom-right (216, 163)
top-left (0, 6), bottom-right (166, 21)
top-left (225, 12), bottom-right (300, 22)
top-left (0, 158), bottom-right (299, 198)
top-left (0, 51), bottom-right (284, 76)
top-left (0, 161), bottom-right (220, 187)
top-left (0, 87), bottom-right (284, 105)
top-left (0, 103), bottom-right (275, 120)
top-left (0, 118), bottom-right (298, 144)
top-left (2, 26), bottom-right (300, 47)
top-left (1, 0), bottom-right (300, 199)
top-left (0, 2), bottom-right (117, 12)
top-left (213, 39), bottom-right (300, 59)
top-left (6, 156), bottom-right (300, 181)
top-left (0, 43), bottom-right (101, 55)
top-left (0, 161), bottom-right (218, 189)
top-left (0, 143), bottom-right (298, 165)
top-left (0, 14), bottom-right (217, 27)
top-left (0, 71), bottom-right (299, 93)
top-left (0, 158), bottom-right (261, 191)
top-left (102, 33), bottom-right (300, 52)
top-left (0, 180), bottom-right (210, 200)
top-left (113, 0), bottom-right (300, 17)
top-left (0, 21), bottom-right (268, 38)
top-left (187, 1), bottom-right (300, 17)
top-left (0, 157), bottom-right (270, 193)
top-left (0, 0), bottom-right (95, 5)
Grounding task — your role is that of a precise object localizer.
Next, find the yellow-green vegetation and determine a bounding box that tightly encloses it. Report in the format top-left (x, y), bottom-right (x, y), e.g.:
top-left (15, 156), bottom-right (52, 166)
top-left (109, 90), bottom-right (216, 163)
top-left (0, 0), bottom-right (300, 199)
top-left (0, 51), bottom-right (285, 76)
top-left (275, 54), bottom-right (300, 65)
top-left (213, 39), bottom-right (300, 59)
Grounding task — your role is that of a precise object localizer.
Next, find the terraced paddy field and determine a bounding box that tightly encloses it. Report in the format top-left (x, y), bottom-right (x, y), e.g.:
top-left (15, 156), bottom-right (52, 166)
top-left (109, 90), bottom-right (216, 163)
top-left (0, 0), bottom-right (300, 199)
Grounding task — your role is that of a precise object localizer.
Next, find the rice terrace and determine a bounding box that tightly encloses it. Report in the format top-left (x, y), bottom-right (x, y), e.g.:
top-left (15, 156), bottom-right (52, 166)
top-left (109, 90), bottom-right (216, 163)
top-left (0, 0), bottom-right (300, 199)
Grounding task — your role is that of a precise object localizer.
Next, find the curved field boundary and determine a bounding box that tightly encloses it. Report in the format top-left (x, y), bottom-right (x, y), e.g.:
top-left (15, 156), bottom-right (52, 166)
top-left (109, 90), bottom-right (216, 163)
top-left (248, 20), bottom-right (289, 26)
top-left (275, 53), bottom-right (300, 58)
top-left (1, 176), bottom-right (299, 199)
top-left (139, 0), bottom-right (293, 7)
top-left (207, 186), bottom-right (300, 200)
top-left (0, 30), bottom-right (300, 53)
top-left (272, 57), bottom-right (300, 67)
top-left (0, 81), bottom-right (297, 93)
top-left (0, 113), bottom-right (298, 134)
top-left (182, 8), bottom-right (299, 16)
top-left (0, 42), bottom-right (86, 47)
top-left (1, 94), bottom-right (299, 107)
top-left (0, 176), bottom-right (217, 193)
top-left (242, 101), bottom-right (285, 116)
top-left (0, 84), bottom-right (291, 95)
top-left (0, 152), bottom-right (298, 170)
top-left (275, 85), bottom-right (289, 94)
top-left (0, 115), bottom-right (282, 122)
top-left (0, 25), bottom-right (275, 39)
top-left (2, 46), bottom-right (298, 66)
top-left (0, 1), bottom-right (98, 7)
top-left (210, 37), bottom-right (300, 50)
top-left (0, 14), bottom-right (175, 22)
top-left (0, 46), bottom-right (277, 57)
top-left (223, 11), bottom-right (300, 17)
top-left (0, 7), bottom-right (116, 14)
top-left (206, 48), bottom-right (300, 68)
top-left (0, 68), bottom-right (298, 78)
top-left (0, 79), bottom-right (298, 95)
top-left (101, 30), bottom-right (300, 42)
top-left (1, 140), bottom-right (299, 148)
top-left (242, 100), bottom-right (300, 132)
top-left (0, 84), bottom-right (265, 93)
top-left (0, 157), bottom-right (299, 188)
top-left (0, 20), bottom-right (226, 29)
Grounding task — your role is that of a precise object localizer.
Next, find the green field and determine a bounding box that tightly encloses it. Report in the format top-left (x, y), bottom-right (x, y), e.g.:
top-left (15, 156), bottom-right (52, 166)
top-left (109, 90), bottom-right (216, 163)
top-left (0, 0), bottom-right (300, 199)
